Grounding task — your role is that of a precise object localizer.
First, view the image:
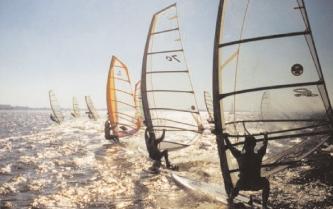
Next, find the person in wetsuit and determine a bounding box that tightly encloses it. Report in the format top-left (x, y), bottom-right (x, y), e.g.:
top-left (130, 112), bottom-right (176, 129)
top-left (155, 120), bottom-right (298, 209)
top-left (224, 133), bottom-right (270, 209)
top-left (104, 120), bottom-right (119, 142)
top-left (50, 114), bottom-right (58, 123)
top-left (145, 128), bottom-right (178, 173)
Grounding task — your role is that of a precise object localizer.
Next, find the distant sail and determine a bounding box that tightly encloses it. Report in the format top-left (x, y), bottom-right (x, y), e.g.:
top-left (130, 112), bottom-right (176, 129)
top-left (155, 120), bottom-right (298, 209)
top-left (71, 97), bottom-right (80, 118)
top-left (85, 96), bottom-right (99, 120)
top-left (141, 3), bottom-right (203, 152)
top-left (134, 80), bottom-right (144, 125)
top-left (213, 0), bottom-right (333, 196)
top-left (204, 91), bottom-right (214, 123)
top-left (49, 90), bottom-right (64, 124)
top-left (106, 56), bottom-right (140, 138)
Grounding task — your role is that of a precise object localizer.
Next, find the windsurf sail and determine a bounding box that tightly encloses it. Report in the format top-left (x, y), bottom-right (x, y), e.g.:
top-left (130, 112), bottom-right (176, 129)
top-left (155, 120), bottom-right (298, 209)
top-left (85, 96), bottom-right (99, 120)
top-left (134, 80), bottom-right (144, 125)
top-left (213, 0), bottom-right (333, 197)
top-left (106, 56), bottom-right (140, 137)
top-left (204, 91), bottom-right (215, 123)
top-left (71, 97), bottom-right (80, 118)
top-left (48, 90), bottom-right (64, 124)
top-left (141, 3), bottom-right (203, 152)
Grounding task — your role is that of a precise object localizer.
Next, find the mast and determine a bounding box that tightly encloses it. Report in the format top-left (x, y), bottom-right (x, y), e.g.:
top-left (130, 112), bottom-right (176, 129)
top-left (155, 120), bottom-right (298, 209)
top-left (212, 0), bottom-right (233, 198)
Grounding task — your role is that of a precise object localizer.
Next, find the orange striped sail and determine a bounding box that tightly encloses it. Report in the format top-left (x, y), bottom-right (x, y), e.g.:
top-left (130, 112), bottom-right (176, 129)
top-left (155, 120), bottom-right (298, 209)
top-left (106, 56), bottom-right (140, 138)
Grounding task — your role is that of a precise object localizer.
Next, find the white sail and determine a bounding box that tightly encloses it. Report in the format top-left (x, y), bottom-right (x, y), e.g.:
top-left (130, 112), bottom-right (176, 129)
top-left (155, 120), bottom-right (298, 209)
top-left (49, 90), bottom-right (64, 124)
top-left (85, 96), bottom-right (99, 120)
top-left (71, 97), bottom-right (80, 118)
top-left (213, 0), bottom-right (333, 196)
top-left (141, 3), bottom-right (203, 151)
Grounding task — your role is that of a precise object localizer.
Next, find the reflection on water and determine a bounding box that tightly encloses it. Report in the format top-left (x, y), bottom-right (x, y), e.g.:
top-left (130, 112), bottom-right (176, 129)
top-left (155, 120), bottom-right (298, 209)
top-left (0, 110), bottom-right (224, 209)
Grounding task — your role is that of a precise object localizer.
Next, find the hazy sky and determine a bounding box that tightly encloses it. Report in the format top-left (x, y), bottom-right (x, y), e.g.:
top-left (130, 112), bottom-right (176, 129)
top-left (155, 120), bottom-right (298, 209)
top-left (0, 0), bottom-right (332, 109)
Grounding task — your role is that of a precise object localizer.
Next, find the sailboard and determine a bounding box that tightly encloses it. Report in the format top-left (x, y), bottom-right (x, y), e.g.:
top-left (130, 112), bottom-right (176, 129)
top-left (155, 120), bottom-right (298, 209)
top-left (48, 90), bottom-right (64, 124)
top-left (134, 80), bottom-right (144, 125)
top-left (141, 3), bottom-right (203, 152)
top-left (71, 96), bottom-right (80, 118)
top-left (172, 173), bottom-right (263, 208)
top-left (106, 56), bottom-right (140, 138)
top-left (213, 0), bottom-right (333, 199)
top-left (204, 91), bottom-right (215, 123)
top-left (85, 96), bottom-right (99, 120)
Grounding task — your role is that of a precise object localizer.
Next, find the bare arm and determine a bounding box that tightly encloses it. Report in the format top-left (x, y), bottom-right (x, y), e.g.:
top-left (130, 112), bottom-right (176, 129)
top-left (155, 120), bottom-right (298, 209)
top-left (156, 129), bottom-right (166, 143)
top-left (258, 133), bottom-right (268, 158)
top-left (224, 134), bottom-right (241, 158)
top-left (145, 128), bottom-right (150, 141)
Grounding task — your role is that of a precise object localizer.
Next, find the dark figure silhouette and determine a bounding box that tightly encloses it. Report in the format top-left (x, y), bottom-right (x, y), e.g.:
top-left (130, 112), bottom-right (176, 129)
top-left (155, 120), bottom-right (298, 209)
top-left (119, 126), bottom-right (128, 131)
top-left (145, 128), bottom-right (178, 173)
top-left (86, 112), bottom-right (93, 119)
top-left (104, 120), bottom-right (119, 143)
top-left (224, 133), bottom-right (270, 209)
top-left (50, 114), bottom-right (58, 123)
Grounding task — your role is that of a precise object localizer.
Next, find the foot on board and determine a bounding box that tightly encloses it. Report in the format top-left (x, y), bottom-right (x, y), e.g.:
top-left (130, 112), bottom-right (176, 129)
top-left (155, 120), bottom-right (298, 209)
top-left (167, 164), bottom-right (179, 171)
top-left (146, 166), bottom-right (161, 174)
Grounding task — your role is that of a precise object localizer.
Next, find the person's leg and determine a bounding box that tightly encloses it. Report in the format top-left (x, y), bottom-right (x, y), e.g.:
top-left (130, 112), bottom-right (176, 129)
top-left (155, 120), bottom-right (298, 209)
top-left (104, 121), bottom-right (112, 140)
top-left (162, 150), bottom-right (178, 170)
top-left (229, 179), bottom-right (242, 204)
top-left (230, 185), bottom-right (239, 200)
top-left (161, 150), bottom-right (170, 167)
top-left (147, 159), bottom-right (161, 174)
top-left (111, 135), bottom-right (119, 143)
top-left (260, 177), bottom-right (270, 209)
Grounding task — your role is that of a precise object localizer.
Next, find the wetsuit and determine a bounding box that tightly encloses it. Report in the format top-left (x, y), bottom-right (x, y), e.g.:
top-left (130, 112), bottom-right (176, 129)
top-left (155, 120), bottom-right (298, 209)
top-left (145, 128), bottom-right (175, 170)
top-left (104, 121), bottom-right (119, 142)
top-left (225, 134), bottom-right (270, 209)
top-left (145, 128), bottom-right (178, 173)
top-left (50, 114), bottom-right (58, 123)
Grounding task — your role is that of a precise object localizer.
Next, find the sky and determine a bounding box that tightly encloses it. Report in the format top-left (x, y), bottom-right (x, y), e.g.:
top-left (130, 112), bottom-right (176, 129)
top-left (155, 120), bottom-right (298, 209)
top-left (0, 0), bottom-right (332, 109)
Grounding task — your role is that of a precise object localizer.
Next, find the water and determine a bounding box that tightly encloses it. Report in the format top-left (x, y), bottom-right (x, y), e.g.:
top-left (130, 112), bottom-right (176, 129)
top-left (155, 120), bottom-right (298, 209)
top-left (1, 110), bottom-right (331, 209)
top-left (0, 110), bottom-right (223, 209)
top-left (0, 110), bottom-right (52, 139)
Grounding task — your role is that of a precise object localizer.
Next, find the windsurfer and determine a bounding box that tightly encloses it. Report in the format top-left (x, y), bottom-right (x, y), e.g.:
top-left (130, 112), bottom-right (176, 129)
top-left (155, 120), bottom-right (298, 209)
top-left (190, 105), bottom-right (204, 133)
top-left (145, 128), bottom-right (178, 173)
top-left (104, 120), bottom-right (119, 143)
top-left (224, 133), bottom-right (270, 209)
top-left (50, 114), bottom-right (57, 123)
top-left (86, 112), bottom-right (93, 119)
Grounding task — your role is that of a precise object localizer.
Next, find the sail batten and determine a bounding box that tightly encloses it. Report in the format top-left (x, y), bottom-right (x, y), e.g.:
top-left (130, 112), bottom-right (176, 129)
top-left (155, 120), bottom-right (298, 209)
top-left (220, 81), bottom-right (324, 99)
top-left (151, 27), bottom-right (179, 35)
top-left (146, 70), bottom-right (189, 74)
top-left (219, 30), bottom-right (310, 48)
top-left (147, 49), bottom-right (183, 55)
top-left (149, 107), bottom-right (199, 114)
top-left (147, 90), bottom-right (194, 93)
